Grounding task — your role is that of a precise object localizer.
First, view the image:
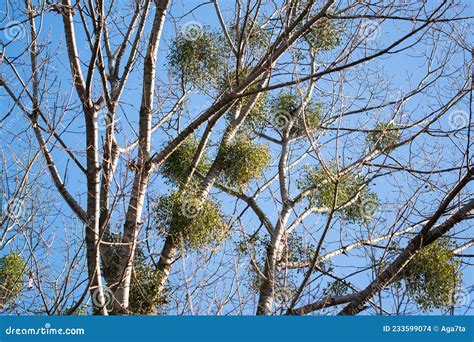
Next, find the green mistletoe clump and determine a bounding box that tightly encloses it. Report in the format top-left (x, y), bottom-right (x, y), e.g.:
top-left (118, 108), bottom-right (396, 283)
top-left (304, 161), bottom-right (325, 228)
top-left (153, 190), bottom-right (228, 250)
top-left (323, 280), bottom-right (351, 297)
top-left (367, 122), bottom-right (401, 154)
top-left (297, 165), bottom-right (379, 224)
top-left (394, 240), bottom-right (462, 312)
top-left (305, 18), bottom-right (343, 52)
top-left (161, 136), bottom-right (210, 184)
top-left (0, 253), bottom-right (26, 306)
top-left (168, 27), bottom-right (222, 89)
top-left (219, 135), bottom-right (271, 188)
top-left (238, 20), bottom-right (270, 52)
top-left (101, 239), bottom-right (170, 315)
top-left (129, 265), bottom-right (169, 315)
top-left (266, 92), bottom-right (322, 136)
